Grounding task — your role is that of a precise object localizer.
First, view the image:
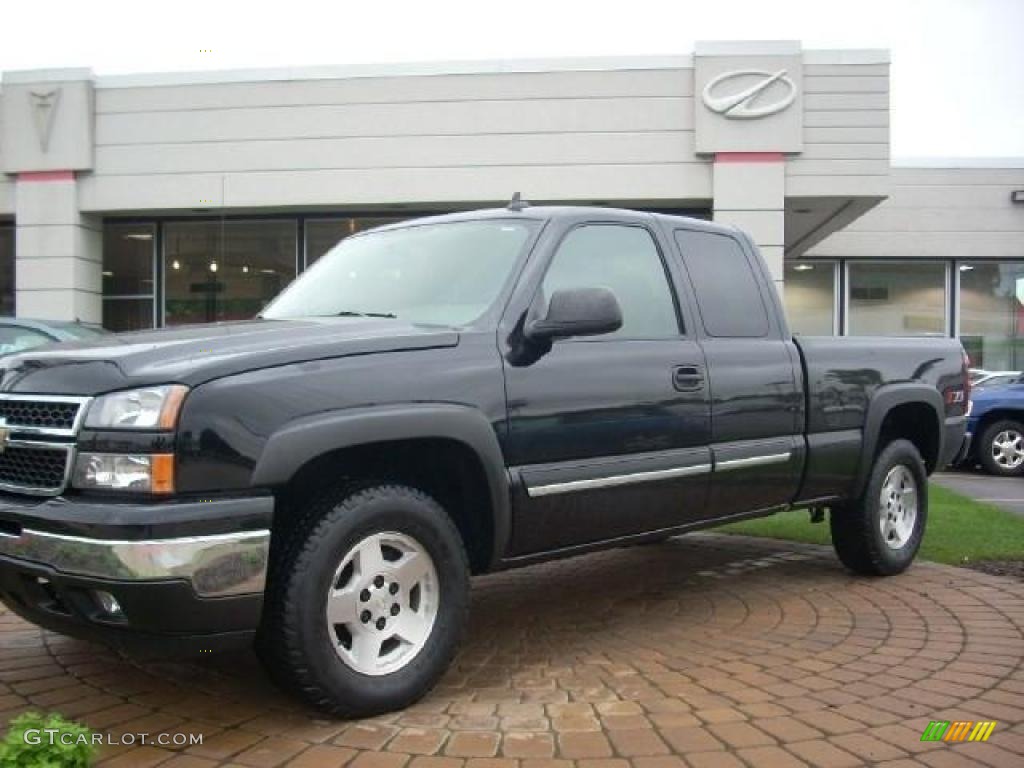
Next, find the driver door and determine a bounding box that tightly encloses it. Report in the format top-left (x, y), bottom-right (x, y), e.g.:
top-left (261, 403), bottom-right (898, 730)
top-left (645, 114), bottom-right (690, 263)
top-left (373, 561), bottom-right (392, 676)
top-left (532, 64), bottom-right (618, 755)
top-left (501, 219), bottom-right (711, 557)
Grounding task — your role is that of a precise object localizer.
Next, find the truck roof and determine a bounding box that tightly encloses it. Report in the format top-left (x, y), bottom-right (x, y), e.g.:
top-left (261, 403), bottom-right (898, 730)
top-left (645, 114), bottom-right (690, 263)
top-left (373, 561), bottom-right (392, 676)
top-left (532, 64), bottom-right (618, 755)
top-left (366, 205), bottom-right (741, 238)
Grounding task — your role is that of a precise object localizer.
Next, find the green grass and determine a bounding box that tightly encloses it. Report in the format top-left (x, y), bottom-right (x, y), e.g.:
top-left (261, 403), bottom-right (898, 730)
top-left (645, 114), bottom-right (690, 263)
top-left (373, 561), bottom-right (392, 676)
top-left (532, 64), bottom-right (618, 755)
top-left (718, 484), bottom-right (1024, 566)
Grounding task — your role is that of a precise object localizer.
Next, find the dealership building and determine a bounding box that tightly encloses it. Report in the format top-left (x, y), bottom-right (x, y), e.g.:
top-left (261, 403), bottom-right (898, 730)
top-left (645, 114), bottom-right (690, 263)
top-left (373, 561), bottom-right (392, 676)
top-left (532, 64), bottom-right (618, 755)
top-left (1, 41), bottom-right (1022, 368)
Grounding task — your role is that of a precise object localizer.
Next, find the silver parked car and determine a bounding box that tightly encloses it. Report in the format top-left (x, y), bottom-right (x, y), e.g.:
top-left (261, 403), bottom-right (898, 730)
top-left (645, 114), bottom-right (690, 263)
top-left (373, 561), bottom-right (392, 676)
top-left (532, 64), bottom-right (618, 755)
top-left (0, 318), bottom-right (110, 356)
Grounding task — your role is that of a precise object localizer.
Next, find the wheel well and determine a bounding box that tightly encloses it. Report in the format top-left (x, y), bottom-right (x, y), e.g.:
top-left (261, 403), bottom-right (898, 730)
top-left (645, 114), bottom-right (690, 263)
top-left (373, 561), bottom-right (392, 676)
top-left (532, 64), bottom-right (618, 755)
top-left (877, 402), bottom-right (940, 472)
top-left (274, 438), bottom-right (495, 574)
top-left (974, 409), bottom-right (1024, 433)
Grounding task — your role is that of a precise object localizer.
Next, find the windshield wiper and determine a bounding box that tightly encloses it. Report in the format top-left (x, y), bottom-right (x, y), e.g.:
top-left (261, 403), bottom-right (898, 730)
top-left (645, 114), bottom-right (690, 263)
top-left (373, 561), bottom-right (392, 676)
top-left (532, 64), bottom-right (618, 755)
top-left (333, 311), bottom-right (398, 319)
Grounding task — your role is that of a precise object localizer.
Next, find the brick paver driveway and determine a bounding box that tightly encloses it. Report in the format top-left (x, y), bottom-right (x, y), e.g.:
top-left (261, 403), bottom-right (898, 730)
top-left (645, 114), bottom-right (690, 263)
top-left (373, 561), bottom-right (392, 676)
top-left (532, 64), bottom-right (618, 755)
top-left (2, 534), bottom-right (1023, 767)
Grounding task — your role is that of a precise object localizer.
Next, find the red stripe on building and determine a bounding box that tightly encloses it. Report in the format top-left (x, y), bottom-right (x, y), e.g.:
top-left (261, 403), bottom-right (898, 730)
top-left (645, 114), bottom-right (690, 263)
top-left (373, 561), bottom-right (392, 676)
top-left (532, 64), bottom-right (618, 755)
top-left (714, 152), bottom-right (784, 163)
top-left (17, 170), bottom-right (74, 182)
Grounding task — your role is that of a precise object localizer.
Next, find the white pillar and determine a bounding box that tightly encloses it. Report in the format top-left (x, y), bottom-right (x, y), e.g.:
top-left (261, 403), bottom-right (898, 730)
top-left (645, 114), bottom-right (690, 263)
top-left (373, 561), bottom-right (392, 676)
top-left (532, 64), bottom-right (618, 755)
top-left (2, 69), bottom-right (98, 323)
top-left (14, 172), bottom-right (102, 323)
top-left (712, 153), bottom-right (786, 298)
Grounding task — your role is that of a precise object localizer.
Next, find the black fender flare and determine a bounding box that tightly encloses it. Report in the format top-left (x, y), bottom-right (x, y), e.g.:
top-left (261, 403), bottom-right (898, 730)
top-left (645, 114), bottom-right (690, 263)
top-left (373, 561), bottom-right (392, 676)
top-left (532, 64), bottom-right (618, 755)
top-left (251, 403), bottom-right (511, 570)
top-left (853, 383), bottom-right (944, 497)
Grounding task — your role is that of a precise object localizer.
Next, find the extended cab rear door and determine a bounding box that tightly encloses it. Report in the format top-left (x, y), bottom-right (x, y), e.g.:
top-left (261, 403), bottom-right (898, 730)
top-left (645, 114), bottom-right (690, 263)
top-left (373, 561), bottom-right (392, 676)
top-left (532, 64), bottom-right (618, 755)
top-left (669, 225), bottom-right (805, 518)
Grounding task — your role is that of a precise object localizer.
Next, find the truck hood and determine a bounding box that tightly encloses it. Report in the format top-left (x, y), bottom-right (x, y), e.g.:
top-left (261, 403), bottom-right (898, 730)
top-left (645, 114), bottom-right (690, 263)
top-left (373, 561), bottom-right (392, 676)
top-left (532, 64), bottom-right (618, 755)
top-left (0, 318), bottom-right (460, 395)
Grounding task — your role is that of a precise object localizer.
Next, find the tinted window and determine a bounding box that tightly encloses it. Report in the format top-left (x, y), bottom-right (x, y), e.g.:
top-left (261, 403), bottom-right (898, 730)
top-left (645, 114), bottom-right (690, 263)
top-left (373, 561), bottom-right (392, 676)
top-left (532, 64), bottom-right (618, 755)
top-left (959, 261), bottom-right (1024, 370)
top-left (164, 219), bottom-right (297, 326)
top-left (784, 261), bottom-right (836, 335)
top-left (675, 231), bottom-right (769, 337)
top-left (103, 223), bottom-right (155, 331)
top-left (0, 227), bottom-right (13, 317)
top-left (0, 327), bottom-right (53, 356)
top-left (541, 225), bottom-right (679, 339)
top-left (848, 261), bottom-right (946, 337)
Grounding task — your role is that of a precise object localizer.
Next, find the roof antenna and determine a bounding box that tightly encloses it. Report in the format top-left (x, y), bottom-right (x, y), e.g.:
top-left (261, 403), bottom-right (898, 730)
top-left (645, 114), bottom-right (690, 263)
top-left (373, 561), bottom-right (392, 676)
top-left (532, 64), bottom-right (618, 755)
top-left (507, 192), bottom-right (529, 212)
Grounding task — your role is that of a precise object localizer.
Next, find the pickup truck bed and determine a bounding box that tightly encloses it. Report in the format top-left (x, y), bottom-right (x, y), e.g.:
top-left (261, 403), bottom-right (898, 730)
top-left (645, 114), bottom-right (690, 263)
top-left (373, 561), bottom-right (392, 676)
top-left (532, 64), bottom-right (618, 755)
top-left (796, 335), bottom-right (967, 503)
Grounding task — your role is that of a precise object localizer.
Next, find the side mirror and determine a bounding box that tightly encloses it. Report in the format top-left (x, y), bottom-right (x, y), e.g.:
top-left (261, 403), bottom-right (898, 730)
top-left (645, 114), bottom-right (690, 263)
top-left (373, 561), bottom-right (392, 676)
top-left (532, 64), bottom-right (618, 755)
top-left (525, 287), bottom-right (623, 341)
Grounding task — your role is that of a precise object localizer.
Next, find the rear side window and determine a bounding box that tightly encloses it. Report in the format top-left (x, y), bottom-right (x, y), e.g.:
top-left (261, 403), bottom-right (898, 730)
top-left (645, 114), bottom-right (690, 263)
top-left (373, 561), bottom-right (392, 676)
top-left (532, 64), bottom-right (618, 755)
top-left (674, 230), bottom-right (769, 338)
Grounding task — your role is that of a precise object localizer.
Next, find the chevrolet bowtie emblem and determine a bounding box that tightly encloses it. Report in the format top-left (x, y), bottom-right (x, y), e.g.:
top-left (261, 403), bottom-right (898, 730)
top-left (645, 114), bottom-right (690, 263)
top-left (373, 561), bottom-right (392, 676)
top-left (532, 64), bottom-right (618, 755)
top-left (0, 426), bottom-right (8, 454)
top-left (702, 69), bottom-right (797, 119)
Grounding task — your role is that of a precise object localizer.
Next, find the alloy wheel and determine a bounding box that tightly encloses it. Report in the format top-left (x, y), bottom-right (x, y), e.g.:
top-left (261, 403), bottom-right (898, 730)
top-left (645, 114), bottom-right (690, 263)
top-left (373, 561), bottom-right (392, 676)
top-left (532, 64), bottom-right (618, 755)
top-left (879, 464), bottom-right (918, 550)
top-left (991, 429), bottom-right (1024, 470)
top-left (325, 531), bottom-right (439, 676)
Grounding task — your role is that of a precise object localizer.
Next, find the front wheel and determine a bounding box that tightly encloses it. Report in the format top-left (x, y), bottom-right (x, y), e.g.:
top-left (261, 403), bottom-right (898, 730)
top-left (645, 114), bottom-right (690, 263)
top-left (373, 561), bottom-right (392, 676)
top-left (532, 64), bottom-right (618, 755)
top-left (977, 419), bottom-right (1024, 477)
top-left (830, 439), bottom-right (927, 576)
top-left (258, 484), bottom-right (470, 717)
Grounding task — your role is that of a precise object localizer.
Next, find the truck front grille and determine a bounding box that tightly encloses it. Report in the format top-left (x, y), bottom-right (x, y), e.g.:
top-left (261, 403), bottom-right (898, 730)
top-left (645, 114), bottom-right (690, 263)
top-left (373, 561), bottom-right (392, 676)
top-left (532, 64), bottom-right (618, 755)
top-left (0, 396), bottom-right (85, 434)
top-left (0, 395), bottom-right (91, 497)
top-left (0, 444), bottom-right (72, 494)
top-left (0, 400), bottom-right (80, 431)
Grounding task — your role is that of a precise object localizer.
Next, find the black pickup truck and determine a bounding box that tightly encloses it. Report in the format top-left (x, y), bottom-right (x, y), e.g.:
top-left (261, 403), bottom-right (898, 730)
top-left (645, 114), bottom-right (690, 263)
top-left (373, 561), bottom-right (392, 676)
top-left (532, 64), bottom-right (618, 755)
top-left (0, 206), bottom-right (967, 716)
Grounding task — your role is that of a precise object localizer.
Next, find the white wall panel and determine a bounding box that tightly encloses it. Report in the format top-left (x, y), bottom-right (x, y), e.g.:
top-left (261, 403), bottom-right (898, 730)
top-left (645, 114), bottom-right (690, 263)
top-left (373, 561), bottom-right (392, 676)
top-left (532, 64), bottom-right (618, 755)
top-left (95, 98), bottom-right (694, 146)
top-left (0, 92), bottom-right (11, 216)
top-left (96, 69), bottom-right (694, 113)
top-left (79, 163), bottom-right (713, 212)
top-left (93, 131), bottom-right (699, 176)
top-left (791, 60), bottom-right (890, 199)
top-left (808, 168), bottom-right (1024, 259)
top-left (82, 65), bottom-right (715, 211)
top-left (70, 54), bottom-right (895, 215)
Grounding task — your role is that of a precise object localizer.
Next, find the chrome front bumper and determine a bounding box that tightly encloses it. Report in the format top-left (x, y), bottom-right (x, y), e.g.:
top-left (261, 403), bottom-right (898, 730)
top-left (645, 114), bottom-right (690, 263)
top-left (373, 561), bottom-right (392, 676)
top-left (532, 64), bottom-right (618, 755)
top-left (0, 527), bottom-right (269, 597)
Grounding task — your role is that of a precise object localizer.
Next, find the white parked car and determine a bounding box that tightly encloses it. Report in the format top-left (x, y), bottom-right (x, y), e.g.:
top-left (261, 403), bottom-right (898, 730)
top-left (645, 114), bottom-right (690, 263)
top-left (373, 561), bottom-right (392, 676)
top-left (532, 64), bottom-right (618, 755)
top-left (970, 369), bottom-right (1024, 389)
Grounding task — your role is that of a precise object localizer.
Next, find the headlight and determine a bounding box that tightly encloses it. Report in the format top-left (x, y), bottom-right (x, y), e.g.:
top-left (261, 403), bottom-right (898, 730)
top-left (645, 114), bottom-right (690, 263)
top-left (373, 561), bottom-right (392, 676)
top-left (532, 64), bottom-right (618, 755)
top-left (73, 453), bottom-right (175, 494)
top-left (85, 385), bottom-right (188, 430)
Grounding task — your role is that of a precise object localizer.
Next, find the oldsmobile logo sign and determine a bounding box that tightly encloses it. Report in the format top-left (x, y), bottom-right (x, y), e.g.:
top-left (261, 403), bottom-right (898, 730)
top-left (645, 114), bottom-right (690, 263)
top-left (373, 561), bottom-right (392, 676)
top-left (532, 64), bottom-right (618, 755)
top-left (702, 69), bottom-right (797, 119)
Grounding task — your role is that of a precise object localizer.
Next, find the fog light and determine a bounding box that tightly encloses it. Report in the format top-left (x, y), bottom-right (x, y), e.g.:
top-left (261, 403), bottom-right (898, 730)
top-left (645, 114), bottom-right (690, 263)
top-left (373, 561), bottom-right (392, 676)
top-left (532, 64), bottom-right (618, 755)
top-left (94, 590), bottom-right (123, 617)
top-left (73, 453), bottom-right (174, 493)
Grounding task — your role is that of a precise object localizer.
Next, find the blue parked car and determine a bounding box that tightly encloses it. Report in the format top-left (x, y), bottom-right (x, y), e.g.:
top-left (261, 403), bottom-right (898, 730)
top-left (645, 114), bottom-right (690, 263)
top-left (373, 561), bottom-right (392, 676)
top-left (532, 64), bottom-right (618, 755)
top-left (964, 382), bottom-right (1024, 476)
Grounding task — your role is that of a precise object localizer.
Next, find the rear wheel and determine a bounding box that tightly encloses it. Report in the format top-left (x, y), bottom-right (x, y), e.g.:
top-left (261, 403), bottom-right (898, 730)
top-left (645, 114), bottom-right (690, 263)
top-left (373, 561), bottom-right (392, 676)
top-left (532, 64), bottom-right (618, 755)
top-left (830, 439), bottom-right (927, 576)
top-left (977, 419), bottom-right (1024, 477)
top-left (258, 484), bottom-right (470, 717)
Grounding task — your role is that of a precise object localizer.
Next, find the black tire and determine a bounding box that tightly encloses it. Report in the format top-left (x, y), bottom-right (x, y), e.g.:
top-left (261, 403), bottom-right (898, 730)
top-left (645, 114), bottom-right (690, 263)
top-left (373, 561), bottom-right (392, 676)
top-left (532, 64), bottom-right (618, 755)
top-left (257, 484), bottom-right (470, 718)
top-left (830, 439), bottom-right (927, 576)
top-left (977, 419), bottom-right (1024, 477)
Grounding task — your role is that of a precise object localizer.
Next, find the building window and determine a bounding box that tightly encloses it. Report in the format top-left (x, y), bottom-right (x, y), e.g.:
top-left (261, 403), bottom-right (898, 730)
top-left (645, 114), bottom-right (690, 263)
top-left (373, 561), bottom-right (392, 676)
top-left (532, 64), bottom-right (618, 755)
top-left (164, 220), bottom-right (297, 326)
top-left (848, 261), bottom-right (948, 337)
top-left (305, 217), bottom-right (408, 266)
top-left (0, 225), bottom-right (14, 317)
top-left (959, 261), bottom-right (1024, 371)
top-left (103, 223), bottom-right (156, 331)
top-left (784, 261), bottom-right (836, 335)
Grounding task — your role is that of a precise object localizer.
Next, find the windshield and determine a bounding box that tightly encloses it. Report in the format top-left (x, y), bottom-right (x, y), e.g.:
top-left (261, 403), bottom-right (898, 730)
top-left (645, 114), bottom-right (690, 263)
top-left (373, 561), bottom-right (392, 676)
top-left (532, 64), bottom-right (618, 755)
top-left (263, 219), bottom-right (538, 326)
